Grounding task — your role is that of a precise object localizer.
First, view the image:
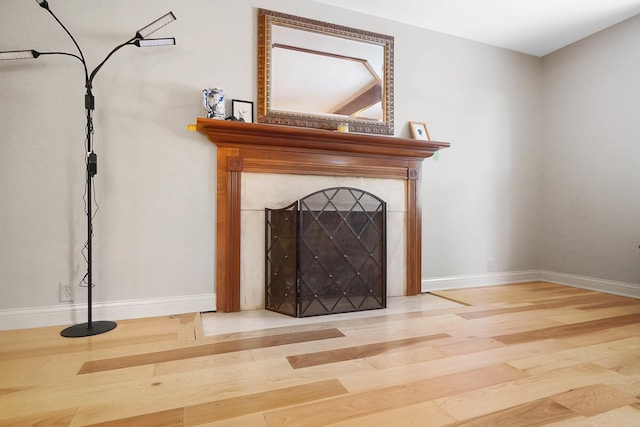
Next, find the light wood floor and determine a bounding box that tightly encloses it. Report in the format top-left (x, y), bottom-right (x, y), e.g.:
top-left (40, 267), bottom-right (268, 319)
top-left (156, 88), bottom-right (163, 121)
top-left (1, 282), bottom-right (639, 426)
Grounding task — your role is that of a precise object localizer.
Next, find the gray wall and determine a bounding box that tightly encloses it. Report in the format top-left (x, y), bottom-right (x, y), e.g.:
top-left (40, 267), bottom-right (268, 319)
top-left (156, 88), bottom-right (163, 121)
top-left (0, 0), bottom-right (635, 328)
top-left (541, 14), bottom-right (640, 285)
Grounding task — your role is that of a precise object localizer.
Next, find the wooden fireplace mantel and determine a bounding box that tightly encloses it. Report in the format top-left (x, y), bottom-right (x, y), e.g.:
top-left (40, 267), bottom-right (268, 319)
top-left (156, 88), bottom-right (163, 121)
top-left (196, 118), bottom-right (450, 312)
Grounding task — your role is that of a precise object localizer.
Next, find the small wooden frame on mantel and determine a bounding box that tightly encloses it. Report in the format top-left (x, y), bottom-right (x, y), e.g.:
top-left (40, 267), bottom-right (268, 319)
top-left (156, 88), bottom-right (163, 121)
top-left (409, 121), bottom-right (431, 141)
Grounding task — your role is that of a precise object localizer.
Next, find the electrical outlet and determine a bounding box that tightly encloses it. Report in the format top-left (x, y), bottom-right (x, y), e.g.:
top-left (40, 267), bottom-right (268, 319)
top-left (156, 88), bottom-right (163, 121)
top-left (487, 258), bottom-right (494, 272)
top-left (59, 283), bottom-right (73, 302)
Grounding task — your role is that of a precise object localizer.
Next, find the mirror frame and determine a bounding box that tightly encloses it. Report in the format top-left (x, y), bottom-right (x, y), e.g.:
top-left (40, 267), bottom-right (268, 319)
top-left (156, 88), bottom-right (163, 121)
top-left (257, 9), bottom-right (394, 135)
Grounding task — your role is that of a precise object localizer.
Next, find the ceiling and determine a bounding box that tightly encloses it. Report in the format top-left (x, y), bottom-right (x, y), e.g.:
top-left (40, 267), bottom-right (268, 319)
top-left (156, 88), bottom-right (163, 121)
top-left (311, 0), bottom-right (640, 57)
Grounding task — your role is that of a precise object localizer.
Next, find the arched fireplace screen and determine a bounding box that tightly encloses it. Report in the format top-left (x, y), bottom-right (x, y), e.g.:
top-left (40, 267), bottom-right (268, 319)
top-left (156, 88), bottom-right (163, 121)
top-left (265, 187), bottom-right (387, 317)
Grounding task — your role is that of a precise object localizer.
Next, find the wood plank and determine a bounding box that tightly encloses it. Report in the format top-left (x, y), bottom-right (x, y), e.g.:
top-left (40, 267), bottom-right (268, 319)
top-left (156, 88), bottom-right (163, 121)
top-left (264, 364), bottom-right (528, 425)
top-left (359, 303), bottom-right (478, 325)
top-left (78, 328), bottom-right (345, 374)
top-left (193, 413), bottom-right (267, 426)
top-left (83, 408), bottom-right (183, 427)
top-left (434, 282), bottom-right (592, 306)
top-left (578, 299), bottom-right (640, 310)
top-left (549, 304), bottom-right (640, 324)
top-left (551, 384), bottom-right (639, 416)
top-left (493, 313), bottom-right (640, 344)
top-left (364, 345), bottom-right (447, 370)
top-left (434, 337), bottom-right (505, 356)
top-left (565, 405), bottom-right (640, 426)
top-left (0, 407), bottom-right (77, 427)
top-left (328, 400), bottom-right (456, 427)
top-left (510, 336), bottom-right (640, 375)
top-left (434, 363), bottom-right (625, 421)
top-left (558, 323), bottom-right (640, 347)
top-left (183, 379), bottom-right (347, 425)
top-left (450, 315), bottom-right (566, 341)
top-left (152, 350), bottom-right (254, 377)
top-left (456, 292), bottom-right (634, 320)
top-left (448, 398), bottom-right (577, 427)
top-left (286, 333), bottom-right (449, 369)
top-left (457, 304), bottom-right (540, 319)
top-left (0, 330), bottom-right (178, 362)
top-left (340, 339), bottom-right (572, 394)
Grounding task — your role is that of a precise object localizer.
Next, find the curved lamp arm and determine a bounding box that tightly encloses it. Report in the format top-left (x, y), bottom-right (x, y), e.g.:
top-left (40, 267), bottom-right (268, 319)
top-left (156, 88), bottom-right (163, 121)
top-left (31, 0), bottom-right (176, 92)
top-left (88, 39), bottom-right (136, 89)
top-left (35, 0), bottom-right (89, 83)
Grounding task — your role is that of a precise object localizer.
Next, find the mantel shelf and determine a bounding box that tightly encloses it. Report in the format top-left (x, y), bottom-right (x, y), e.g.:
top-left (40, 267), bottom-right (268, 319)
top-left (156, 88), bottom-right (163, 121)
top-left (195, 117), bottom-right (450, 312)
top-left (196, 118), bottom-right (449, 160)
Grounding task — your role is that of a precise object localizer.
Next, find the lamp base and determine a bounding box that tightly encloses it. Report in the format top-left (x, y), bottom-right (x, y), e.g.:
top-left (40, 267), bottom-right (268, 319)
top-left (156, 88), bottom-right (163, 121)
top-left (61, 320), bottom-right (117, 338)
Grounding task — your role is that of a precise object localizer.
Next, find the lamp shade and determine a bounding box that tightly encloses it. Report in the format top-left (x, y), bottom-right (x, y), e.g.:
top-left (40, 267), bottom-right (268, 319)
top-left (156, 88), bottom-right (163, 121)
top-left (134, 38), bottom-right (176, 48)
top-left (0, 50), bottom-right (40, 61)
top-left (135, 12), bottom-right (176, 39)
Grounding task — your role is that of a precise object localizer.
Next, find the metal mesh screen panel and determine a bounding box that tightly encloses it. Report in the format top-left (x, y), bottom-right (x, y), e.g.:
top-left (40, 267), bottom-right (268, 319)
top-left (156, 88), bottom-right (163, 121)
top-left (265, 201), bottom-right (298, 316)
top-left (266, 187), bottom-right (386, 317)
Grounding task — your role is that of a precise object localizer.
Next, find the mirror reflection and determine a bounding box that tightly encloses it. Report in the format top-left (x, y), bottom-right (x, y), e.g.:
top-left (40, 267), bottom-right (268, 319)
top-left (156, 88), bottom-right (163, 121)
top-left (258, 9), bottom-right (394, 134)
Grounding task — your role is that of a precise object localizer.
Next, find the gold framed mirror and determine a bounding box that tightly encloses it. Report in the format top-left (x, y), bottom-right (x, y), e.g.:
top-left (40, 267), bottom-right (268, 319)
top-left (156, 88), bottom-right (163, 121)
top-left (257, 9), bottom-right (394, 135)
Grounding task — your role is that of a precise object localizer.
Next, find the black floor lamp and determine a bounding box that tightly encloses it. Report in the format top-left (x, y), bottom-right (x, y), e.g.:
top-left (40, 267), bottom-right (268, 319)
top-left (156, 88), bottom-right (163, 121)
top-left (0, 0), bottom-right (176, 337)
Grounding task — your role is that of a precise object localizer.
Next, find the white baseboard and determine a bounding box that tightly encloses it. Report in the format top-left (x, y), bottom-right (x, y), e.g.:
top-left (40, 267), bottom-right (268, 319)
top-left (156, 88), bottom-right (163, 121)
top-left (422, 270), bottom-right (541, 292)
top-left (3, 271), bottom-right (638, 332)
top-left (540, 271), bottom-right (640, 299)
top-left (0, 293), bottom-right (216, 332)
top-left (422, 270), bottom-right (639, 300)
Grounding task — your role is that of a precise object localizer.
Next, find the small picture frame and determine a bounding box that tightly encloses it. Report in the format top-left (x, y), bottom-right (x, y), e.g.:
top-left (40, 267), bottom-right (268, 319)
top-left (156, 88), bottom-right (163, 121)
top-left (232, 99), bottom-right (254, 123)
top-left (409, 121), bottom-right (431, 140)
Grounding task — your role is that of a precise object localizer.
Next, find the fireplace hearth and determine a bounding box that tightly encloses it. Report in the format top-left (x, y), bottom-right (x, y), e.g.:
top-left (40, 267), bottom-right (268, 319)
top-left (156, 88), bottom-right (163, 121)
top-left (266, 187), bottom-right (386, 317)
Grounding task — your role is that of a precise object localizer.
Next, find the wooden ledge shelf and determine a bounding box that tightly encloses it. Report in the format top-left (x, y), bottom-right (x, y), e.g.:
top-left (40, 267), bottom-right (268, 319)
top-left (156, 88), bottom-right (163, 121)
top-left (196, 118), bottom-right (450, 312)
